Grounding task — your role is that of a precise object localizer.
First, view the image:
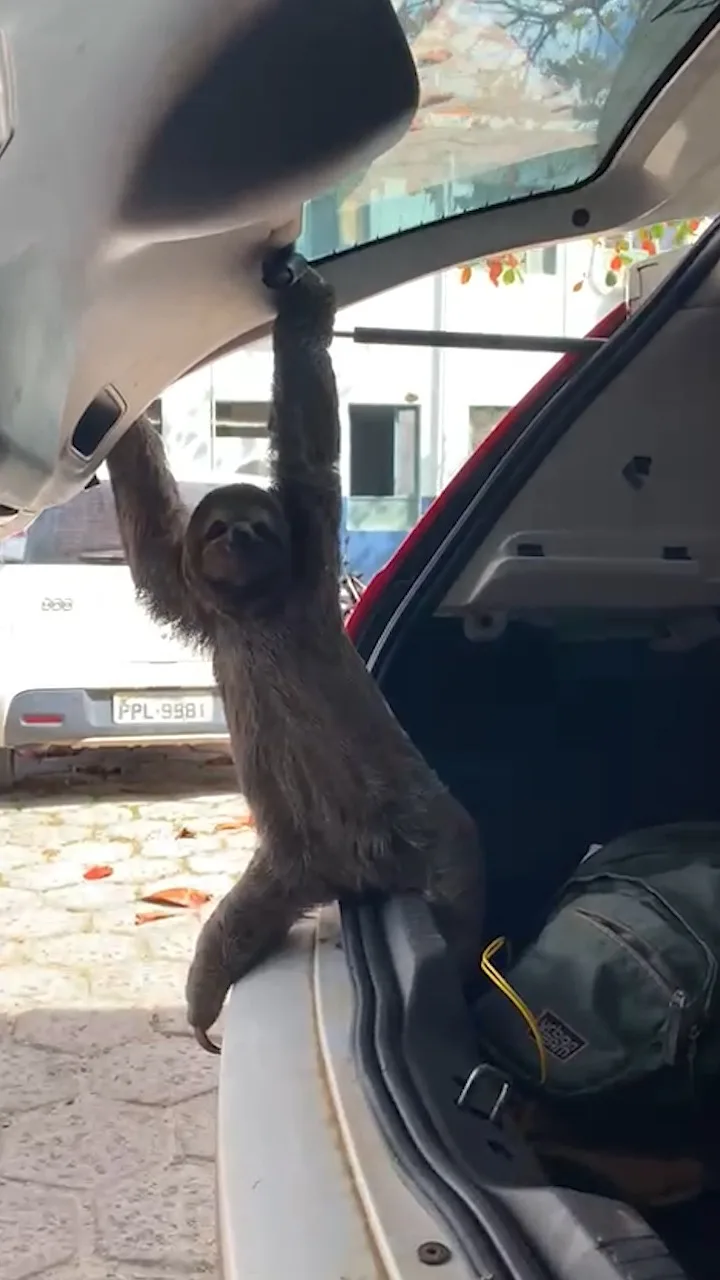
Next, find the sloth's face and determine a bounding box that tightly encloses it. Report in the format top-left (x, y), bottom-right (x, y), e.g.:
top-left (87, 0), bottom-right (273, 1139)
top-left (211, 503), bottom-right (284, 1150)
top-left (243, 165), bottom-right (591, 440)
top-left (185, 484), bottom-right (290, 601)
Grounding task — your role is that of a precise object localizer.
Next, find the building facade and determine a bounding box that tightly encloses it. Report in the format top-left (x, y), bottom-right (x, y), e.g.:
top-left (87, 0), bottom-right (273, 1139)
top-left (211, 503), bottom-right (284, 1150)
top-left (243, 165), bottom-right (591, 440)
top-left (161, 237), bottom-right (622, 580)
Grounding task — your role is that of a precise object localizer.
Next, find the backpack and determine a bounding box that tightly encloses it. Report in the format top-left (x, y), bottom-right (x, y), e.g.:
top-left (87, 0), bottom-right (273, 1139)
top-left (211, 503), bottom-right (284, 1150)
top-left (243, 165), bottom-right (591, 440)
top-left (473, 823), bottom-right (720, 1105)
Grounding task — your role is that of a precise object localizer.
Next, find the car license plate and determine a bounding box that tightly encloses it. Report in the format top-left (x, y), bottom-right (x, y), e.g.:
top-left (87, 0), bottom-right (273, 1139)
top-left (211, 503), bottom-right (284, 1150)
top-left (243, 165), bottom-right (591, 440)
top-left (112, 693), bottom-right (213, 725)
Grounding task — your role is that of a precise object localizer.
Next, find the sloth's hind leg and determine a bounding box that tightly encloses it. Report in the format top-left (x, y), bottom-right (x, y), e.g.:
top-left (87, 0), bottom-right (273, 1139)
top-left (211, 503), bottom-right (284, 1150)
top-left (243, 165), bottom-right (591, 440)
top-left (185, 845), bottom-right (317, 1050)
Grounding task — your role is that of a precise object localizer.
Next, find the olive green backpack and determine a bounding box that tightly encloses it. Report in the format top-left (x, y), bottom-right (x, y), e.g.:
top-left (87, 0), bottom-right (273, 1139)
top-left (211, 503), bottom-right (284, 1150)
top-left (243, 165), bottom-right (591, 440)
top-left (474, 823), bottom-right (720, 1104)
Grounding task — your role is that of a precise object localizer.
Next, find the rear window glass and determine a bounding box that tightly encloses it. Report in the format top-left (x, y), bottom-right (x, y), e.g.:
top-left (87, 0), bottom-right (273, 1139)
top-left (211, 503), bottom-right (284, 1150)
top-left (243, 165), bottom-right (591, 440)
top-left (19, 480), bottom-right (215, 566)
top-left (300, 0), bottom-right (720, 260)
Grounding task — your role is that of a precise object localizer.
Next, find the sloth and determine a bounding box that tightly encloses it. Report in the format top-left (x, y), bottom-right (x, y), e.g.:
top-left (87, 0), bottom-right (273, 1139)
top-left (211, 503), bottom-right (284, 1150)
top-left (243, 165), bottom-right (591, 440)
top-left (106, 249), bottom-right (483, 1051)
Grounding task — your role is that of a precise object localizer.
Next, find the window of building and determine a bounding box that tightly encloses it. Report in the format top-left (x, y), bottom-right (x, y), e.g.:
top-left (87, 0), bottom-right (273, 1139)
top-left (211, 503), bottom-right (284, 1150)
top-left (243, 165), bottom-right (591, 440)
top-left (524, 245), bottom-right (558, 276)
top-left (212, 399), bottom-right (271, 479)
top-left (347, 403), bottom-right (420, 532)
top-left (213, 400), bottom-right (269, 437)
top-left (469, 405), bottom-right (510, 453)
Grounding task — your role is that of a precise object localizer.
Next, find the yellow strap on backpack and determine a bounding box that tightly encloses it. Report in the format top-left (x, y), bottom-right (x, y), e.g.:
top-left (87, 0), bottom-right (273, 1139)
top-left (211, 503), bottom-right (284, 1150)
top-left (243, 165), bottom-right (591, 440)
top-left (480, 936), bottom-right (548, 1085)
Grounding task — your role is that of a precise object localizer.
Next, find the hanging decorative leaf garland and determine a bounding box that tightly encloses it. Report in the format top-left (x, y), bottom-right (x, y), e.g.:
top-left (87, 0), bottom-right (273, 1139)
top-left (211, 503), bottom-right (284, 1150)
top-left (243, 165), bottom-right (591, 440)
top-left (457, 219), bottom-right (710, 290)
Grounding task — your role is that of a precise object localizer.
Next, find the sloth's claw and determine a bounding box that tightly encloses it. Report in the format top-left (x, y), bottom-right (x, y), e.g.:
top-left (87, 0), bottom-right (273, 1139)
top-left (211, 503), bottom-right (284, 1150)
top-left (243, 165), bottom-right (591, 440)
top-left (261, 246), bottom-right (308, 291)
top-left (194, 1027), bottom-right (222, 1055)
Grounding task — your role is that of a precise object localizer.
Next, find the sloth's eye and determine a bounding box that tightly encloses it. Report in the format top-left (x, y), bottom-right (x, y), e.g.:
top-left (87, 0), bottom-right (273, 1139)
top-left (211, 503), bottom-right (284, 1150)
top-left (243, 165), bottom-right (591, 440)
top-left (205, 520), bottom-right (227, 542)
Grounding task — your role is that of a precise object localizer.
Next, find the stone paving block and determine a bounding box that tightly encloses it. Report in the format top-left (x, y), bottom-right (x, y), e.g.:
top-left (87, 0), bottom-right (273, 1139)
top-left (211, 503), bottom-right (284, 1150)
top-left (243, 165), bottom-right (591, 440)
top-left (52, 839), bottom-right (135, 866)
top-left (172, 829), bottom-right (232, 848)
top-left (0, 844), bottom-right (37, 873)
top-left (171, 1093), bottom-right (217, 1161)
top-left (0, 886), bottom-right (36, 919)
top-left (151, 1003), bottom-right (224, 1044)
top-left (140, 800), bottom-right (237, 826)
top-left (97, 1163), bottom-right (216, 1271)
top-left (136, 913), bottom-right (203, 962)
top-left (90, 904), bottom-right (139, 933)
top-left (108, 858), bottom-right (188, 887)
top-left (150, 1007), bottom-right (195, 1039)
top-left (19, 930), bottom-right (143, 970)
top-left (0, 1042), bottom-right (79, 1113)
top-left (5, 859), bottom-right (91, 892)
top-left (2, 964), bottom-right (91, 1012)
top-left (0, 1178), bottom-right (79, 1280)
top-left (88, 960), bottom-right (188, 1008)
top-left (47, 880), bottom-right (135, 911)
top-left (125, 801), bottom-right (195, 823)
top-left (0, 938), bottom-right (22, 964)
top-left (186, 846), bottom-right (255, 877)
top-left (0, 747), bottom-right (225, 1278)
top-left (3, 904), bottom-right (91, 941)
top-left (90, 1037), bottom-right (218, 1106)
top-left (15, 1007), bottom-right (153, 1054)
top-left (123, 834), bottom-right (186, 860)
top-left (39, 824), bottom-right (107, 848)
top-left (106, 820), bottom-right (177, 842)
top-left (0, 824), bottom-right (66, 850)
top-left (79, 803), bottom-right (137, 824)
top-left (0, 1096), bottom-right (173, 1189)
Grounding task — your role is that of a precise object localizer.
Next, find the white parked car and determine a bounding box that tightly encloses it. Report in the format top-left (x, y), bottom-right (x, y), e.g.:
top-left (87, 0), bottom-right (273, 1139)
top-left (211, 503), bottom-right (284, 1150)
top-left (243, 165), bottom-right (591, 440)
top-left (0, 474), bottom-right (230, 786)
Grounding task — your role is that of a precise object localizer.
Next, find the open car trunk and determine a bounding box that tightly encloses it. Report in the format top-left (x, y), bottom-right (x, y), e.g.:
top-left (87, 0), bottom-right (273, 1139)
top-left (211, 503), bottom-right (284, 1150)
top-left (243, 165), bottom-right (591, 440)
top-left (366, 618), bottom-right (720, 1280)
top-left (341, 223), bottom-right (720, 1280)
top-left (391, 617), bottom-right (720, 1276)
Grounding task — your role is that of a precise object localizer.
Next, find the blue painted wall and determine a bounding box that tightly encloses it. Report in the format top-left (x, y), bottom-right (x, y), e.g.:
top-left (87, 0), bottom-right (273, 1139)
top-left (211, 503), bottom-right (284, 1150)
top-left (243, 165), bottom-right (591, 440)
top-left (340, 498), bottom-right (433, 581)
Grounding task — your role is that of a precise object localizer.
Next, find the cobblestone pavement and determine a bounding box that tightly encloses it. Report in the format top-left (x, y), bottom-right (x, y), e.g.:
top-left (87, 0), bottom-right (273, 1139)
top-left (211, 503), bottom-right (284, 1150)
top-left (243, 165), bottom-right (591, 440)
top-left (0, 744), bottom-right (257, 1280)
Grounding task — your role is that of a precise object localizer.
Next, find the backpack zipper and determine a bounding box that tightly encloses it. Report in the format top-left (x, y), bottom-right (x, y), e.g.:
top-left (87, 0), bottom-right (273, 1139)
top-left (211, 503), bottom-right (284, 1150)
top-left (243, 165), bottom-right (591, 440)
top-left (573, 872), bottom-right (718, 1011)
top-left (574, 907), bottom-right (690, 1064)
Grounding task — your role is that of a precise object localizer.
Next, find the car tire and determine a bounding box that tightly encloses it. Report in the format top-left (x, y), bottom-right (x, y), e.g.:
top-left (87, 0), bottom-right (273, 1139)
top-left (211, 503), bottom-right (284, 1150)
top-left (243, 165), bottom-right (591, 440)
top-left (0, 747), bottom-right (16, 790)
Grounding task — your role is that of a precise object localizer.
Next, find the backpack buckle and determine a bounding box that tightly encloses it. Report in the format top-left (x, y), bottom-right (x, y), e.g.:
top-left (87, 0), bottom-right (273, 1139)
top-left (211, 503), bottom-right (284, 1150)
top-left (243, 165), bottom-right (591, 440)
top-left (456, 1062), bottom-right (512, 1124)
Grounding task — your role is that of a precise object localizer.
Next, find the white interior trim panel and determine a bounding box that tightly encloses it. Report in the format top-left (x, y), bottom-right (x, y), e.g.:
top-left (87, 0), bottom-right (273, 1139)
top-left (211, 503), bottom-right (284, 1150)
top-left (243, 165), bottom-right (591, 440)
top-left (443, 264), bottom-right (720, 616)
top-left (0, 0), bottom-right (416, 519)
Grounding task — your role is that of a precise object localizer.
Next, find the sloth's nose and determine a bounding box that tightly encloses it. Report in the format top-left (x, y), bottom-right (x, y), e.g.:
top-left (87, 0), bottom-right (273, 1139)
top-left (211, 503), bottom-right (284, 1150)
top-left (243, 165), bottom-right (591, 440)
top-left (229, 520), bottom-right (259, 550)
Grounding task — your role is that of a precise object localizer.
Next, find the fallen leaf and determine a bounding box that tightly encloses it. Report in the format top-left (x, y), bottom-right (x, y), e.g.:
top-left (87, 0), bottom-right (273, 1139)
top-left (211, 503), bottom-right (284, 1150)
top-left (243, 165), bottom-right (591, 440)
top-left (135, 910), bottom-right (175, 926)
top-left (420, 91), bottom-right (453, 109)
top-left (175, 826), bottom-right (196, 839)
top-left (214, 815), bottom-right (256, 833)
top-left (83, 864), bottom-right (114, 881)
top-left (140, 887), bottom-right (212, 909)
top-left (417, 48), bottom-right (451, 65)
